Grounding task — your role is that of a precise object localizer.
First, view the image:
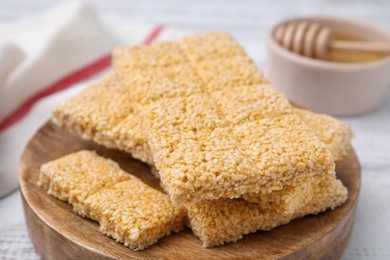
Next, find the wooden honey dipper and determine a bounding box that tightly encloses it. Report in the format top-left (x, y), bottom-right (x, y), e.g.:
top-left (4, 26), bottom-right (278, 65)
top-left (274, 21), bottom-right (390, 60)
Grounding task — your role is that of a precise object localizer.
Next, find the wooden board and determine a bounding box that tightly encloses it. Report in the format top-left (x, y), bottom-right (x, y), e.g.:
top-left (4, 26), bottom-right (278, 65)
top-left (19, 120), bottom-right (361, 259)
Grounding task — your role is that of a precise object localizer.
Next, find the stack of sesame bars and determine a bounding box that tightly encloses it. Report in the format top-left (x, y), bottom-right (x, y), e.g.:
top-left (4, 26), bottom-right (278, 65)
top-left (39, 33), bottom-right (353, 250)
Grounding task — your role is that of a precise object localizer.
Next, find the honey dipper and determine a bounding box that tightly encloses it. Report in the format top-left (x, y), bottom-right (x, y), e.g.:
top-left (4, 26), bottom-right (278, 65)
top-left (274, 21), bottom-right (390, 59)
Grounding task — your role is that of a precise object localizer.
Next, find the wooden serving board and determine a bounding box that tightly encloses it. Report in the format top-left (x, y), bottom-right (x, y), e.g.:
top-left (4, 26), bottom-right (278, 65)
top-left (19, 120), bottom-right (361, 260)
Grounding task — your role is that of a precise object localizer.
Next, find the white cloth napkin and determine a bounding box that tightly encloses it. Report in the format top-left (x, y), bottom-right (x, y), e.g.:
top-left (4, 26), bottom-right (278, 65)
top-left (0, 0), bottom-right (116, 198)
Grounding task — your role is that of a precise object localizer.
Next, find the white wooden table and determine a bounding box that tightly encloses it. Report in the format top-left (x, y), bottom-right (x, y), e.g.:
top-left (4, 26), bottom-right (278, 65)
top-left (0, 1), bottom-right (390, 259)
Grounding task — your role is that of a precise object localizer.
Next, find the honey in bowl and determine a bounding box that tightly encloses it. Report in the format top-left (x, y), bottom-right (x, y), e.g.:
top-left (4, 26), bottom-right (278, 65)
top-left (329, 34), bottom-right (388, 63)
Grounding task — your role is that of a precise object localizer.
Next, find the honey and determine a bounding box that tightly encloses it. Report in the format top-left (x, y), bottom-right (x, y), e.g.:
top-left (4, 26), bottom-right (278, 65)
top-left (329, 34), bottom-right (388, 63)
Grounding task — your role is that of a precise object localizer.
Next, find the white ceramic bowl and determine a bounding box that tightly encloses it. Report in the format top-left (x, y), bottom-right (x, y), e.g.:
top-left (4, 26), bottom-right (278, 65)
top-left (267, 16), bottom-right (390, 116)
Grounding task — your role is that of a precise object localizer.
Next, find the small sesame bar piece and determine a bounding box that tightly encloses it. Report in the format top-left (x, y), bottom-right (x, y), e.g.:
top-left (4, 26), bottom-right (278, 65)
top-left (187, 176), bottom-right (347, 248)
top-left (195, 56), bottom-right (264, 92)
top-left (39, 150), bottom-right (186, 251)
top-left (154, 127), bottom-right (260, 203)
top-left (231, 115), bottom-right (335, 190)
top-left (139, 93), bottom-right (228, 135)
top-left (120, 64), bottom-right (203, 105)
top-left (211, 84), bottom-right (292, 124)
top-left (293, 108), bottom-right (354, 161)
top-left (38, 150), bottom-right (130, 218)
top-left (112, 41), bottom-right (187, 70)
top-left (84, 180), bottom-right (186, 251)
top-left (179, 32), bottom-right (247, 62)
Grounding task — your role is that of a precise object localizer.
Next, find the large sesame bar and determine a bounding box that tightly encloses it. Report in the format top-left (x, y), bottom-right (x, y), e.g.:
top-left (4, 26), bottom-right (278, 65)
top-left (138, 84), bottom-right (334, 204)
top-left (38, 150), bottom-right (186, 250)
top-left (148, 109), bottom-right (349, 215)
top-left (187, 176), bottom-right (348, 247)
top-left (149, 128), bottom-right (345, 216)
top-left (149, 164), bottom-right (347, 247)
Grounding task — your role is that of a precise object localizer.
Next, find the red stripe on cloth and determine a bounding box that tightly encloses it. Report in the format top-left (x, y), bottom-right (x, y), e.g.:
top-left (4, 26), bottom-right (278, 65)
top-left (0, 25), bottom-right (164, 133)
top-left (0, 54), bottom-right (111, 132)
top-left (143, 25), bottom-right (164, 45)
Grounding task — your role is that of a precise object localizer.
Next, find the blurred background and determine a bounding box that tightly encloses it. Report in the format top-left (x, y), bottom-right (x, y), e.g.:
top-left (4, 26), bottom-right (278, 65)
top-left (1, 0), bottom-right (390, 66)
top-left (1, 0), bottom-right (390, 32)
